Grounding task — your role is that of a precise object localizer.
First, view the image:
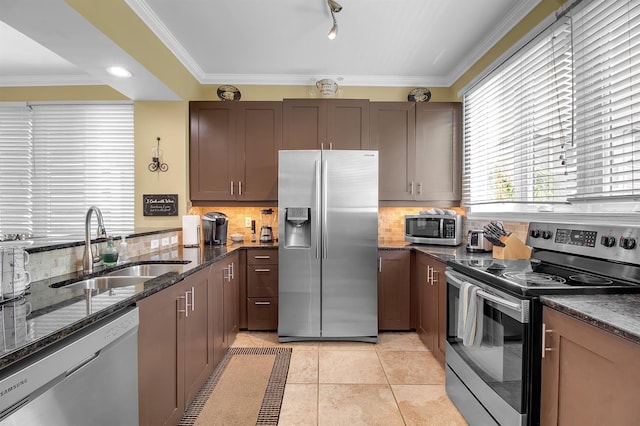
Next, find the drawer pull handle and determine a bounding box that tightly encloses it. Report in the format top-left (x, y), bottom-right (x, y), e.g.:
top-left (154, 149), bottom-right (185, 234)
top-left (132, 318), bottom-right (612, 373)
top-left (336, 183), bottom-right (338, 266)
top-left (254, 255), bottom-right (271, 259)
top-left (542, 323), bottom-right (553, 358)
top-left (254, 301), bottom-right (271, 305)
top-left (254, 268), bottom-right (271, 272)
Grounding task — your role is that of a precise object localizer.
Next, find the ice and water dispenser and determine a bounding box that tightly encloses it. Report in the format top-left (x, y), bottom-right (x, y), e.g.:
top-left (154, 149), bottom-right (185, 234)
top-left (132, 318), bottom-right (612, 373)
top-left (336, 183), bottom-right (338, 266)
top-left (283, 207), bottom-right (311, 248)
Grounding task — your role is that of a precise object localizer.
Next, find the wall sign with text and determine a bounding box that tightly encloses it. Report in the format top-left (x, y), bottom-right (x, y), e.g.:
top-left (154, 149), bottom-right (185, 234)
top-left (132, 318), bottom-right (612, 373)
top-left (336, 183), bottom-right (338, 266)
top-left (143, 194), bottom-right (178, 216)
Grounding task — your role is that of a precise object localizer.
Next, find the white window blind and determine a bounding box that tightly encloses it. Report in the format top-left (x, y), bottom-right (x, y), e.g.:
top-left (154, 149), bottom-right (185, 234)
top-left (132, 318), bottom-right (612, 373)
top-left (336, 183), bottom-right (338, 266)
top-left (572, 0), bottom-right (640, 200)
top-left (0, 103), bottom-right (134, 237)
top-left (464, 0), bottom-right (640, 208)
top-left (0, 105), bottom-right (33, 233)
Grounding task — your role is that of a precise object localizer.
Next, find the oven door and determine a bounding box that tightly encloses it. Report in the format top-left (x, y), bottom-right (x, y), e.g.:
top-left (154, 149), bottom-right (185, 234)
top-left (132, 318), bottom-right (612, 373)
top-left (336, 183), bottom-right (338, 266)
top-left (445, 269), bottom-right (531, 426)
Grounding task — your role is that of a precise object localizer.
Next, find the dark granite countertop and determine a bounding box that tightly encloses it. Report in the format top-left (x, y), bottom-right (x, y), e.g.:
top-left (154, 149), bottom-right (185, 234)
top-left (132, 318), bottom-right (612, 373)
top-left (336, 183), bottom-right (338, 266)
top-left (540, 294), bottom-right (640, 345)
top-left (13, 236), bottom-right (637, 372)
top-left (0, 241), bottom-right (276, 371)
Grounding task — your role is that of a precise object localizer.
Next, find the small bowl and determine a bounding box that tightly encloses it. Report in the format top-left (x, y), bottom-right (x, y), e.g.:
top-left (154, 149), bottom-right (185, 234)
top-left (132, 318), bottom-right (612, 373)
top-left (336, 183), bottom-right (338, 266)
top-left (229, 234), bottom-right (244, 243)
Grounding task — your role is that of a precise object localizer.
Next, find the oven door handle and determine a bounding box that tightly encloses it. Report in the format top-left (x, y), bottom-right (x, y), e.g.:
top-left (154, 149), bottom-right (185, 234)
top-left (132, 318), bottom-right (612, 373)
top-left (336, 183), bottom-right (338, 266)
top-left (445, 269), bottom-right (528, 322)
top-left (475, 289), bottom-right (522, 311)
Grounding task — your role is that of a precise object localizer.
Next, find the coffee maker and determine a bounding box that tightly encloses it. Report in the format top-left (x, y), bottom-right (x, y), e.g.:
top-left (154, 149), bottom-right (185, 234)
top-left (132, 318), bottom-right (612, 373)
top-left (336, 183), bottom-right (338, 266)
top-left (203, 212), bottom-right (228, 245)
top-left (259, 209), bottom-right (274, 243)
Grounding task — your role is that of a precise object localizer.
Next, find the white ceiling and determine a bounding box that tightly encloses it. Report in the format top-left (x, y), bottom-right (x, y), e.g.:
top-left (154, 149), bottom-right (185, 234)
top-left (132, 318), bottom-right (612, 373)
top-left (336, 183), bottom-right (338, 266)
top-left (0, 0), bottom-right (541, 100)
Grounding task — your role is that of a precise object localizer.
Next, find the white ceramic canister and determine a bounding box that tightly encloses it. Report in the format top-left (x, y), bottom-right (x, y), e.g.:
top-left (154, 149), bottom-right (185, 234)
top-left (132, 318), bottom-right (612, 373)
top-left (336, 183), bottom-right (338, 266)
top-left (0, 248), bottom-right (31, 299)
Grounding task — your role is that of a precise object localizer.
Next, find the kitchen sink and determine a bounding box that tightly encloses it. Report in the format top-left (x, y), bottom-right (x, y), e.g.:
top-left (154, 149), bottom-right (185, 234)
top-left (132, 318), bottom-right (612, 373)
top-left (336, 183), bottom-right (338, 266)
top-left (60, 276), bottom-right (154, 290)
top-left (105, 263), bottom-right (186, 277)
top-left (51, 261), bottom-right (190, 290)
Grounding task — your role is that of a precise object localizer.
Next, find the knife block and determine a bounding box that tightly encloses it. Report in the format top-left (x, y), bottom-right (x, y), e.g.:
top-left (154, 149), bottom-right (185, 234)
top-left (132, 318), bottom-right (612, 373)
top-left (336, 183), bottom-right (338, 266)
top-left (492, 234), bottom-right (532, 259)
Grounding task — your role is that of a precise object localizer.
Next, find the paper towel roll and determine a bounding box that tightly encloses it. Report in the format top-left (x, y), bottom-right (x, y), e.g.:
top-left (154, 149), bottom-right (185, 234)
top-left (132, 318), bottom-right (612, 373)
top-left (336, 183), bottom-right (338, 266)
top-left (182, 215), bottom-right (200, 247)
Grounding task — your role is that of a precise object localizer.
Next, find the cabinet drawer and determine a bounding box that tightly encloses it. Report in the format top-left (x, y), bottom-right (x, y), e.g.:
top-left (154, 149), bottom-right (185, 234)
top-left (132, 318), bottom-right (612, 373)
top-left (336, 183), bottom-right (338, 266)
top-left (247, 298), bottom-right (278, 330)
top-left (247, 265), bottom-right (278, 297)
top-left (247, 249), bottom-right (278, 265)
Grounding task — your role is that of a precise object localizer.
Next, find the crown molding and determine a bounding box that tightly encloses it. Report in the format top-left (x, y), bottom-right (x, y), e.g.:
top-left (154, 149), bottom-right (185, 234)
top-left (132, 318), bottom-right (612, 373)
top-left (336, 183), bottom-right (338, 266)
top-left (0, 74), bottom-right (103, 87)
top-left (448, 0), bottom-right (542, 86)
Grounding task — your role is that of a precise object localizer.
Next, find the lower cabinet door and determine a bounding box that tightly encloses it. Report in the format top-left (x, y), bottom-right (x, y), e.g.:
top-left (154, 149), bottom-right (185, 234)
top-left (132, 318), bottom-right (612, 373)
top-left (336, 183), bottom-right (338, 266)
top-left (247, 298), bottom-right (278, 330)
top-left (138, 282), bottom-right (185, 426)
top-left (183, 267), bottom-right (213, 406)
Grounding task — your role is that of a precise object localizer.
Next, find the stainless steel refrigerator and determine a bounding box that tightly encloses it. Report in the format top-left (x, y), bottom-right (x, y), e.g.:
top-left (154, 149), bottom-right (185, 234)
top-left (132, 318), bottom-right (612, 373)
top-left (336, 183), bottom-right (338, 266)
top-left (278, 150), bottom-right (378, 342)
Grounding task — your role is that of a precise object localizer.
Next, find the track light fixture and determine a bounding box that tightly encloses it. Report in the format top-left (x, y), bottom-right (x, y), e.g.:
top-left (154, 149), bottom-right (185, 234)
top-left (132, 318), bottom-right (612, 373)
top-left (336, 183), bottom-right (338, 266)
top-left (326, 0), bottom-right (342, 40)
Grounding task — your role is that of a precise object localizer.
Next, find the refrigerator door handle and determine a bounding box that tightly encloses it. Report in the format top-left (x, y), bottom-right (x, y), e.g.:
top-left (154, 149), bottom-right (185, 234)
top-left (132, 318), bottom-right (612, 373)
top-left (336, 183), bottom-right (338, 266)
top-left (322, 159), bottom-right (328, 259)
top-left (315, 159), bottom-right (321, 259)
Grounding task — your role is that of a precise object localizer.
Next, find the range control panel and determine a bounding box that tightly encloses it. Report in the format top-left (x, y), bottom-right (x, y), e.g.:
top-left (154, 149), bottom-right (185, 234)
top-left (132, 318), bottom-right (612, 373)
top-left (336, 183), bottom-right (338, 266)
top-left (527, 222), bottom-right (640, 265)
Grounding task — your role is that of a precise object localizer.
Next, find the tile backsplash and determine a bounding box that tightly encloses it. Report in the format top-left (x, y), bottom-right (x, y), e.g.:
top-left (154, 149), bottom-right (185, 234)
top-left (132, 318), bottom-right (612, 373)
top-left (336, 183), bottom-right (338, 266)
top-left (27, 231), bottom-right (181, 282)
top-left (188, 206), bottom-right (530, 246)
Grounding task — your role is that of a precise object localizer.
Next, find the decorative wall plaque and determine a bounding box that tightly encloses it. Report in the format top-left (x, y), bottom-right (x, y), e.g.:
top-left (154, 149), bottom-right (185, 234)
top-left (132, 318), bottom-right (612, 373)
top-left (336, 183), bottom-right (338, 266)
top-left (143, 194), bottom-right (178, 216)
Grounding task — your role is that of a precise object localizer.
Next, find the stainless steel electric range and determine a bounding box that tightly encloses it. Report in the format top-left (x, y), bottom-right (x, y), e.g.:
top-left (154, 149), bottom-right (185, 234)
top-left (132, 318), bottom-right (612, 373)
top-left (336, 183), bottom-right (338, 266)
top-left (445, 222), bottom-right (640, 426)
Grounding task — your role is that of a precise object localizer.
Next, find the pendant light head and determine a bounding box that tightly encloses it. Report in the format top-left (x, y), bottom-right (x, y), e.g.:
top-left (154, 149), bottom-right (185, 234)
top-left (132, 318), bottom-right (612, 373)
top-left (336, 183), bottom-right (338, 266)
top-left (328, 0), bottom-right (342, 13)
top-left (326, 0), bottom-right (342, 40)
top-left (328, 13), bottom-right (338, 39)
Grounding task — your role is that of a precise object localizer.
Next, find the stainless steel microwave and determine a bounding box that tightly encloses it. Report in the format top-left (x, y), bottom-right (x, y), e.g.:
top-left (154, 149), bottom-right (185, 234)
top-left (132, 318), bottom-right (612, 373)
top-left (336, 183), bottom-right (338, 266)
top-left (404, 214), bottom-right (463, 246)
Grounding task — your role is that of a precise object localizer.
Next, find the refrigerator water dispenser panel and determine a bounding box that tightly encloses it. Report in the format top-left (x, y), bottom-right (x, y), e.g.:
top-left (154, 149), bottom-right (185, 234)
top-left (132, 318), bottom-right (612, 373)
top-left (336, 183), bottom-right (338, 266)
top-left (284, 207), bottom-right (311, 248)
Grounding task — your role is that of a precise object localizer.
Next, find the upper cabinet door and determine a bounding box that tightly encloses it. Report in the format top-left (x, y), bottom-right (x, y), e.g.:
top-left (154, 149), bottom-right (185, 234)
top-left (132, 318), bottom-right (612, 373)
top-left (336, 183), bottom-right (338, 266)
top-left (282, 99), bottom-right (326, 150)
top-left (283, 99), bottom-right (369, 150)
top-left (415, 102), bottom-right (462, 202)
top-left (326, 99), bottom-right (370, 150)
top-left (370, 102), bottom-right (416, 201)
top-left (189, 102), bottom-right (237, 201)
top-left (236, 102), bottom-right (282, 201)
top-left (189, 101), bottom-right (282, 203)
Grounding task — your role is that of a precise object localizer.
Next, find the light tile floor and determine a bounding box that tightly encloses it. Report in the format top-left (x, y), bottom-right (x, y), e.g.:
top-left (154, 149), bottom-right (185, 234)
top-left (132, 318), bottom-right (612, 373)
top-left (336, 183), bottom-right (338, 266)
top-left (232, 331), bottom-right (468, 426)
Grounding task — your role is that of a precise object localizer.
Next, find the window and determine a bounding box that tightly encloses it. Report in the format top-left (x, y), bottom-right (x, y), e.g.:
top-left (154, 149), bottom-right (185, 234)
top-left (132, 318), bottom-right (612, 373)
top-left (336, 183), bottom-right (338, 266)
top-left (0, 103), bottom-right (134, 237)
top-left (463, 0), bottom-right (640, 215)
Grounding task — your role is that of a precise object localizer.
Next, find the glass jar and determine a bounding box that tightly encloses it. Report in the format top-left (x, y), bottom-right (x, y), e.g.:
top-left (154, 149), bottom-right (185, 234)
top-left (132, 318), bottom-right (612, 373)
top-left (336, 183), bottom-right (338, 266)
top-left (102, 237), bottom-right (119, 265)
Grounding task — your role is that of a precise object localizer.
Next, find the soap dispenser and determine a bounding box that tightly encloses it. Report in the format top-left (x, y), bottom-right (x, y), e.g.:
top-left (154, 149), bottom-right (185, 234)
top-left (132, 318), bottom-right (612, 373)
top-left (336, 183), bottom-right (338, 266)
top-left (102, 237), bottom-right (119, 265)
top-left (119, 235), bottom-right (129, 262)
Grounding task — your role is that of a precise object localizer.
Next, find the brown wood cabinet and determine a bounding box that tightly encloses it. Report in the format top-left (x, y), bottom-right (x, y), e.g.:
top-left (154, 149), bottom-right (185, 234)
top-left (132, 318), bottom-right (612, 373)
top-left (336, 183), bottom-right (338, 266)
top-left (415, 102), bottom-right (462, 202)
top-left (283, 99), bottom-right (370, 150)
top-left (137, 266), bottom-right (212, 426)
top-left (246, 248), bottom-right (279, 330)
top-left (540, 307), bottom-right (640, 425)
top-left (370, 102), bottom-right (416, 201)
top-left (189, 101), bottom-right (282, 202)
top-left (210, 254), bottom-right (240, 365)
top-left (377, 250), bottom-right (411, 330)
top-left (415, 252), bottom-right (447, 366)
top-left (370, 101), bottom-right (461, 202)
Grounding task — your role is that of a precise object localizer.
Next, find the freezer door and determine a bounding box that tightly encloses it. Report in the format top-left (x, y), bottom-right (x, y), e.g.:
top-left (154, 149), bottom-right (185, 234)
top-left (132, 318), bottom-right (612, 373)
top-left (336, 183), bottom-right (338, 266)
top-left (321, 150), bottom-right (379, 338)
top-left (278, 150), bottom-right (322, 338)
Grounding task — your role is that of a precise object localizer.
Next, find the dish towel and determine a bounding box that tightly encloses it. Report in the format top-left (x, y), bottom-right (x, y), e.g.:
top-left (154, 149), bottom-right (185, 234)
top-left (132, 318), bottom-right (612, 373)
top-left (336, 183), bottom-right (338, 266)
top-left (456, 282), bottom-right (484, 347)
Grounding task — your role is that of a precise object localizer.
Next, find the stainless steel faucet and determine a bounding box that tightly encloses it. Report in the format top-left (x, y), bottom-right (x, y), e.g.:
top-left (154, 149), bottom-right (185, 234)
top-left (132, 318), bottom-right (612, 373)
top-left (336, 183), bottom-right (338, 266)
top-left (83, 206), bottom-right (107, 273)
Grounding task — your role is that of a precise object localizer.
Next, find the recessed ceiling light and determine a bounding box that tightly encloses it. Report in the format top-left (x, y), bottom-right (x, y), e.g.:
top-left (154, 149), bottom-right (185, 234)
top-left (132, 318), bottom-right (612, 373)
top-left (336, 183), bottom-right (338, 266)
top-left (107, 66), bottom-right (132, 78)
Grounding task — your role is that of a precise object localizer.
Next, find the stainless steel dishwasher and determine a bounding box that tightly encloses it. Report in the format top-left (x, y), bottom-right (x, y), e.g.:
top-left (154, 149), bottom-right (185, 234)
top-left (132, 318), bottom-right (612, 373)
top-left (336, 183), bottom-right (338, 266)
top-left (0, 306), bottom-right (139, 425)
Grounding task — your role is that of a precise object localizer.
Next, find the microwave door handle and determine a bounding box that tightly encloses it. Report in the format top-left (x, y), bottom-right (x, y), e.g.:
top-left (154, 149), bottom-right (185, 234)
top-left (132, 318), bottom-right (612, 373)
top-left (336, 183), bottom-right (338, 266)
top-left (439, 219), bottom-right (444, 239)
